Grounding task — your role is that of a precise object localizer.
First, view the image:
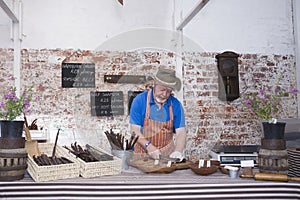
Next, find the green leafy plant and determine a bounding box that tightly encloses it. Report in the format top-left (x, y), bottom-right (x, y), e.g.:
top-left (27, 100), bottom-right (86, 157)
top-left (0, 78), bottom-right (43, 121)
top-left (243, 83), bottom-right (298, 124)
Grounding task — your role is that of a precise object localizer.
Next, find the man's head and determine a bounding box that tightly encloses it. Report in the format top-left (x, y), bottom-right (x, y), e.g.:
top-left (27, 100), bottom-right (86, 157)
top-left (153, 68), bottom-right (181, 91)
top-left (153, 68), bottom-right (182, 104)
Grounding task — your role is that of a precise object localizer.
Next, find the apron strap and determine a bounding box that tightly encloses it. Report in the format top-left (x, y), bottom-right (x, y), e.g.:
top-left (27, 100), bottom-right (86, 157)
top-left (169, 103), bottom-right (173, 121)
top-left (144, 91), bottom-right (151, 126)
top-left (145, 90), bottom-right (174, 125)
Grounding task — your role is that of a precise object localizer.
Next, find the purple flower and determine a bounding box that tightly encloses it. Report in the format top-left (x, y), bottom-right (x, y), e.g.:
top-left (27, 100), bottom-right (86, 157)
top-left (36, 95), bottom-right (41, 101)
top-left (5, 92), bottom-right (18, 101)
top-left (290, 87), bottom-right (298, 94)
top-left (39, 84), bottom-right (44, 90)
top-left (260, 89), bottom-right (265, 96)
top-left (24, 101), bottom-right (30, 109)
top-left (245, 99), bottom-right (252, 106)
top-left (0, 102), bottom-right (5, 109)
top-left (243, 82), bottom-right (299, 122)
top-left (0, 85), bottom-right (43, 120)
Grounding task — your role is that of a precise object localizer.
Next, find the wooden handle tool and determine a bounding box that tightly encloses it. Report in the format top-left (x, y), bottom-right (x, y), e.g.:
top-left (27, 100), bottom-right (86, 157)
top-left (24, 127), bottom-right (32, 141)
top-left (24, 126), bottom-right (41, 157)
top-left (52, 129), bottom-right (60, 157)
top-left (254, 173), bottom-right (300, 182)
top-left (23, 113), bottom-right (29, 128)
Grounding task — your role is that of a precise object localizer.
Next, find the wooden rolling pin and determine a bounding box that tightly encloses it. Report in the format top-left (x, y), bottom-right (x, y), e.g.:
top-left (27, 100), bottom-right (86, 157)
top-left (254, 173), bottom-right (300, 182)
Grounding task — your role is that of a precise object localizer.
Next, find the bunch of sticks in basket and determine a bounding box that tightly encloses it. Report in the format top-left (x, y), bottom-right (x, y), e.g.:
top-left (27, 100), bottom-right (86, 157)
top-left (104, 129), bottom-right (139, 151)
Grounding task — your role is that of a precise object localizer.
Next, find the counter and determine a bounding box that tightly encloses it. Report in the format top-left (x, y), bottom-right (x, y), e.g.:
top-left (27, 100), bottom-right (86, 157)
top-left (0, 167), bottom-right (299, 200)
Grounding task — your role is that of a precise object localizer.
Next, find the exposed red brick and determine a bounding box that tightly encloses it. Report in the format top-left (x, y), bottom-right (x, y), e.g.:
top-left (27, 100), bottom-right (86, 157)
top-left (253, 72), bottom-right (266, 78)
top-left (260, 66), bottom-right (271, 72)
top-left (225, 106), bottom-right (236, 112)
top-left (167, 52), bottom-right (174, 57)
top-left (92, 56), bottom-right (106, 62)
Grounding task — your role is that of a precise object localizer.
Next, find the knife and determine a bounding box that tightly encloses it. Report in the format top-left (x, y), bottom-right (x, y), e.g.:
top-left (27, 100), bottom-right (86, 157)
top-left (159, 155), bottom-right (181, 163)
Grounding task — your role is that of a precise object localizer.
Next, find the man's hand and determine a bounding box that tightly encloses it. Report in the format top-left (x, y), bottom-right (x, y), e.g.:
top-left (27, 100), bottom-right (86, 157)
top-left (147, 145), bottom-right (161, 160)
top-left (170, 151), bottom-right (184, 162)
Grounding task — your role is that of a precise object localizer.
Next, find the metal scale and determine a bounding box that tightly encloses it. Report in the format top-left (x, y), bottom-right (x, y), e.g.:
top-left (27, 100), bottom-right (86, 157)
top-left (209, 145), bottom-right (259, 166)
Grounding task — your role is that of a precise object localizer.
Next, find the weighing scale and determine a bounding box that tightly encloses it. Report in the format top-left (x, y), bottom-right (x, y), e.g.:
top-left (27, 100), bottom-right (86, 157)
top-left (209, 145), bottom-right (260, 166)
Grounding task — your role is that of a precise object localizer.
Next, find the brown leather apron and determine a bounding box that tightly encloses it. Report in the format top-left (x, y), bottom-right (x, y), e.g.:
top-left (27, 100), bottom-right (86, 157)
top-left (133, 91), bottom-right (175, 158)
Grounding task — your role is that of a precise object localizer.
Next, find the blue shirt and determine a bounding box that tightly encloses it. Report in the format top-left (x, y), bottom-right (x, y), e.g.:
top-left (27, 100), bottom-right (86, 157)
top-left (129, 90), bottom-right (186, 129)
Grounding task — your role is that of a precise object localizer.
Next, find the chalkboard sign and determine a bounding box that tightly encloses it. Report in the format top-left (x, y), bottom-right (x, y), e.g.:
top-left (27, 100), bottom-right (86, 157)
top-left (62, 63), bottom-right (95, 88)
top-left (128, 91), bottom-right (143, 114)
top-left (91, 91), bottom-right (124, 116)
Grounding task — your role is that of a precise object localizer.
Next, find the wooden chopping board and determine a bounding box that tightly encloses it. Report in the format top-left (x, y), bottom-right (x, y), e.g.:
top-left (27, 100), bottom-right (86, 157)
top-left (129, 159), bottom-right (192, 173)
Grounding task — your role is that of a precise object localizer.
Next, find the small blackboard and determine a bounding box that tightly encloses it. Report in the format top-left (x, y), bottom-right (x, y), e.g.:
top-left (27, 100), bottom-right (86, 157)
top-left (62, 63), bottom-right (95, 88)
top-left (128, 91), bottom-right (143, 114)
top-left (91, 91), bottom-right (124, 116)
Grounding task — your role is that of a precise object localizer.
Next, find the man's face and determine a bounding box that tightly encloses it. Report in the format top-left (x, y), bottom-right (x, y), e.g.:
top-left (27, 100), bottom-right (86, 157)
top-left (153, 84), bottom-right (172, 104)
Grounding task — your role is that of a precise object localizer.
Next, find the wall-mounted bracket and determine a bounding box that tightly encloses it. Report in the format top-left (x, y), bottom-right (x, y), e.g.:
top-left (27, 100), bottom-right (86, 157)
top-left (104, 75), bottom-right (147, 84)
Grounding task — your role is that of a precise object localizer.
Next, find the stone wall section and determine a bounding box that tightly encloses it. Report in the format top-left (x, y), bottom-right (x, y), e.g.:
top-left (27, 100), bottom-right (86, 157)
top-left (0, 49), bottom-right (297, 160)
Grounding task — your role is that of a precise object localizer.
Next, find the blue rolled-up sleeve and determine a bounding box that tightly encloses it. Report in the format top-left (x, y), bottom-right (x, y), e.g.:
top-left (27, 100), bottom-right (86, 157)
top-left (172, 99), bottom-right (186, 129)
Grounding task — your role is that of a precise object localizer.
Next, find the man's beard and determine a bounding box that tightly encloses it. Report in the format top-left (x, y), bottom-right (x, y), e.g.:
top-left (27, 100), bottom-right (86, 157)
top-left (155, 96), bottom-right (167, 104)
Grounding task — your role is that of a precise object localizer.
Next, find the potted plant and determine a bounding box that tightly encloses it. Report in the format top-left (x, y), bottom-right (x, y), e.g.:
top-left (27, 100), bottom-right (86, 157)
top-left (0, 78), bottom-right (43, 138)
top-left (243, 82), bottom-right (298, 139)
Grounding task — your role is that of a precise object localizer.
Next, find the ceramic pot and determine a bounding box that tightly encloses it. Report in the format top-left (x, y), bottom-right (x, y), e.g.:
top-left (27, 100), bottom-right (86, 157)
top-left (0, 120), bottom-right (25, 138)
top-left (262, 122), bottom-right (286, 140)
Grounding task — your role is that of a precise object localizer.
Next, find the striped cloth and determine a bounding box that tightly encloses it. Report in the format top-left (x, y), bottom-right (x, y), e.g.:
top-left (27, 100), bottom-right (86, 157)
top-left (1, 169), bottom-right (299, 200)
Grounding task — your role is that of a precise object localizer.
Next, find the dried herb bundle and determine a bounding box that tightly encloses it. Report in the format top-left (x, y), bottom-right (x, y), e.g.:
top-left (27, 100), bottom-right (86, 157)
top-left (104, 129), bottom-right (139, 150)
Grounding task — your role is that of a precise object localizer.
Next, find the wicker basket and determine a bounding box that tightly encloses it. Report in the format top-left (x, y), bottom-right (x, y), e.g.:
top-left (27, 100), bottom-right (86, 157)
top-left (27, 143), bottom-right (80, 182)
top-left (66, 145), bottom-right (122, 178)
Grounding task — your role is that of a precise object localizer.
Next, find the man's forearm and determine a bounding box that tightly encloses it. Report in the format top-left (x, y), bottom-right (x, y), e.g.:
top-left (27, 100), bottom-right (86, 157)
top-left (130, 124), bottom-right (150, 148)
top-left (174, 127), bottom-right (187, 153)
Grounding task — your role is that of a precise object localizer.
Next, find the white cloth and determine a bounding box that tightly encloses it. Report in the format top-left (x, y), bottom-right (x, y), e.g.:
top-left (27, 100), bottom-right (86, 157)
top-left (149, 149), bottom-right (161, 160)
top-left (170, 151), bottom-right (184, 161)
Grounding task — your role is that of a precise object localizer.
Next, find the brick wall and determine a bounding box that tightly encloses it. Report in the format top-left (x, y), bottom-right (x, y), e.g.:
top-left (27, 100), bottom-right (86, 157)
top-left (0, 49), bottom-right (297, 160)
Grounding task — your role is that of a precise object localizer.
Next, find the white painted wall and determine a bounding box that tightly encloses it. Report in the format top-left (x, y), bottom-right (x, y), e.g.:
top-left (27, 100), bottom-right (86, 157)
top-left (293, 0), bottom-right (300, 117)
top-left (0, 0), bottom-right (297, 55)
top-left (180, 0), bottom-right (295, 54)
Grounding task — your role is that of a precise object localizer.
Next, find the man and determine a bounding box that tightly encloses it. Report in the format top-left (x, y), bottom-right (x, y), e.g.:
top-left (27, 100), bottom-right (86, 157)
top-left (129, 67), bottom-right (187, 161)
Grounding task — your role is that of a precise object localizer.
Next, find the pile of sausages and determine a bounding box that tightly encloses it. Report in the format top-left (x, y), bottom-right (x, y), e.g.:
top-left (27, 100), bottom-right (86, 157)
top-left (63, 142), bottom-right (114, 162)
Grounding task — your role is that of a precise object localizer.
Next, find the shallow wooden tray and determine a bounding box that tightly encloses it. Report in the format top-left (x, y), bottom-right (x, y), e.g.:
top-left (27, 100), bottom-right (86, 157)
top-left (129, 159), bottom-right (177, 173)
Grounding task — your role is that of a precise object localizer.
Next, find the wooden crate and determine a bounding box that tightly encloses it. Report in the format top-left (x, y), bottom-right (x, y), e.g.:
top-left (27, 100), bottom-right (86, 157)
top-left (66, 145), bottom-right (122, 178)
top-left (27, 143), bottom-right (80, 182)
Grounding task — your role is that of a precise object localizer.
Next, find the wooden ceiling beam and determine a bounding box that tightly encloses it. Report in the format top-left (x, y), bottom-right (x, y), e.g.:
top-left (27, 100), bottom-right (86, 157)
top-left (176, 0), bottom-right (209, 30)
top-left (0, 0), bottom-right (19, 23)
